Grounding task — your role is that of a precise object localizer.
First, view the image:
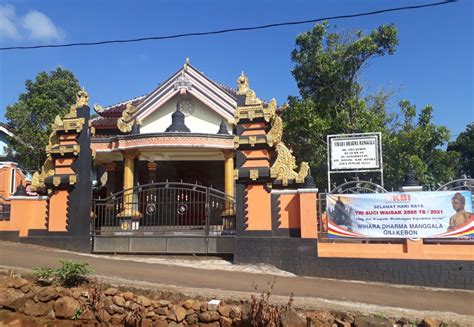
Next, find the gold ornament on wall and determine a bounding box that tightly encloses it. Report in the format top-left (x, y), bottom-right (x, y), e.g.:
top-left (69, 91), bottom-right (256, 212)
top-left (117, 102), bottom-right (139, 133)
top-left (65, 88), bottom-right (90, 119)
top-left (270, 143), bottom-right (309, 186)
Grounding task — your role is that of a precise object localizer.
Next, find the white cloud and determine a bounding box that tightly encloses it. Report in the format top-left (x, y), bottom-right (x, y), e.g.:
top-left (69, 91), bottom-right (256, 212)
top-left (0, 3), bottom-right (63, 41)
top-left (21, 10), bottom-right (63, 41)
top-left (0, 3), bottom-right (20, 39)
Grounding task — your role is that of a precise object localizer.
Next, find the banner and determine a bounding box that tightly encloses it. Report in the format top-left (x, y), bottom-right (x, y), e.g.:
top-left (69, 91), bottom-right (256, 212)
top-left (326, 191), bottom-right (473, 238)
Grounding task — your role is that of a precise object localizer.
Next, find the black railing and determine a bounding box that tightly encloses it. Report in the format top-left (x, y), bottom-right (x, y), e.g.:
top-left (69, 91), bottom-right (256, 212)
top-left (91, 182), bottom-right (235, 236)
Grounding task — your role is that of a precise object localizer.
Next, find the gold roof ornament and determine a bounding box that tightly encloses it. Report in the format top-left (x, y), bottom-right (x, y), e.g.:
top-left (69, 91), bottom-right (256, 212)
top-left (117, 102), bottom-right (139, 133)
top-left (270, 143), bottom-right (309, 186)
top-left (93, 104), bottom-right (105, 114)
top-left (236, 72), bottom-right (262, 106)
top-left (65, 88), bottom-right (90, 119)
top-left (266, 114), bottom-right (283, 147)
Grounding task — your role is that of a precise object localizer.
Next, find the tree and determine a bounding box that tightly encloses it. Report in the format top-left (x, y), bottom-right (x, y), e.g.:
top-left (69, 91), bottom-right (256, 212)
top-left (448, 123), bottom-right (474, 178)
top-left (5, 68), bottom-right (81, 171)
top-left (383, 100), bottom-right (459, 190)
top-left (283, 22), bottom-right (398, 190)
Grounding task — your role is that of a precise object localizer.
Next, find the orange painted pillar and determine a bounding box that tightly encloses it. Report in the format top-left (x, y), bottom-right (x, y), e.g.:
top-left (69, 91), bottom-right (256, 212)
top-left (298, 188), bottom-right (318, 238)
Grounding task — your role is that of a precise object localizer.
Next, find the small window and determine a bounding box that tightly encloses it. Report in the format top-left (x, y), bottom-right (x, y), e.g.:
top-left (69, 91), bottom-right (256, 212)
top-left (10, 168), bottom-right (16, 195)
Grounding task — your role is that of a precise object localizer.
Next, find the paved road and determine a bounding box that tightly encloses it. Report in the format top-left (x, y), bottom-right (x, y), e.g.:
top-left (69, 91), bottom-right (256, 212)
top-left (0, 241), bottom-right (473, 317)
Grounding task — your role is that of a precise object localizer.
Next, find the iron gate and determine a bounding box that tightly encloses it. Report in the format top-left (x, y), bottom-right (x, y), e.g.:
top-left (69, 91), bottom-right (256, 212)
top-left (91, 182), bottom-right (236, 254)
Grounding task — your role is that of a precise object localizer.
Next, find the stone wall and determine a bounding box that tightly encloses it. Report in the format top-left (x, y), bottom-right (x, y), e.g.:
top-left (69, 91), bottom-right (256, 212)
top-left (234, 237), bottom-right (474, 290)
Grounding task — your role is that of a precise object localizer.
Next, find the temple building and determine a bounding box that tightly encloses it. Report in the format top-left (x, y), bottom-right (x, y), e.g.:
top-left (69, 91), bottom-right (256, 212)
top-left (90, 59), bottom-right (281, 204)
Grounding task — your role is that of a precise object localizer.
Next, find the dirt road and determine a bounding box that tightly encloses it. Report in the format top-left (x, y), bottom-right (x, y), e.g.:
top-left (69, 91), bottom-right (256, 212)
top-left (0, 241), bottom-right (472, 320)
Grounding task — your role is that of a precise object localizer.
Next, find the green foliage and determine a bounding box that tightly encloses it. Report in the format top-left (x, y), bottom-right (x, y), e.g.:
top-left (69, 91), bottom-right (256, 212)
top-left (284, 22), bottom-right (398, 190)
top-left (32, 259), bottom-right (93, 287)
top-left (284, 22), bottom-right (458, 190)
top-left (383, 100), bottom-right (459, 190)
top-left (32, 267), bottom-right (55, 285)
top-left (448, 123), bottom-right (474, 178)
top-left (56, 259), bottom-right (93, 287)
top-left (72, 308), bottom-right (83, 320)
top-left (5, 67), bottom-right (80, 171)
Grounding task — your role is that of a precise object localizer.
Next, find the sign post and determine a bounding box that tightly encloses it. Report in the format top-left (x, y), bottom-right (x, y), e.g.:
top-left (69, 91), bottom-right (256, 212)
top-left (327, 132), bottom-right (383, 192)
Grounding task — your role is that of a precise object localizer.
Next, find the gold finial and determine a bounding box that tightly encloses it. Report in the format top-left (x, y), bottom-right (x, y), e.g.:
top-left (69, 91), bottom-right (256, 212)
top-left (65, 88), bottom-right (90, 119)
top-left (237, 71), bottom-right (249, 95)
top-left (117, 102), bottom-right (138, 133)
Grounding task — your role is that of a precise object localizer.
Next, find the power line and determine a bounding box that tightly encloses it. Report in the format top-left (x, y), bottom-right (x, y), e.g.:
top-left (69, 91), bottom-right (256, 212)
top-left (0, 0), bottom-right (456, 51)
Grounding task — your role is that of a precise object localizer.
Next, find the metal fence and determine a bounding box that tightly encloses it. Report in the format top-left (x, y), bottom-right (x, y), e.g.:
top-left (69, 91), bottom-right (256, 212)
top-left (91, 182), bottom-right (235, 237)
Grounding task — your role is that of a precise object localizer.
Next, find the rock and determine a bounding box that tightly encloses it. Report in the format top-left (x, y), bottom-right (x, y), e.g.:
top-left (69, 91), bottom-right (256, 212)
top-left (136, 295), bottom-right (152, 307)
top-left (0, 288), bottom-right (27, 311)
top-left (104, 287), bottom-right (118, 296)
top-left (37, 286), bottom-right (59, 302)
top-left (183, 299), bottom-right (194, 309)
top-left (354, 316), bottom-right (392, 327)
top-left (220, 316), bottom-right (233, 327)
top-left (130, 302), bottom-right (141, 310)
top-left (280, 307), bottom-right (306, 327)
top-left (230, 306), bottom-right (242, 319)
top-left (53, 296), bottom-right (81, 319)
top-left (218, 304), bottom-right (231, 317)
top-left (23, 299), bottom-right (54, 316)
top-left (97, 308), bottom-right (111, 323)
top-left (146, 310), bottom-right (156, 318)
top-left (157, 299), bottom-right (171, 307)
top-left (111, 313), bottom-right (125, 324)
top-left (12, 278), bottom-right (28, 289)
top-left (199, 323), bottom-right (219, 327)
top-left (335, 318), bottom-right (352, 327)
top-left (110, 304), bottom-right (126, 314)
top-left (199, 310), bottom-right (220, 322)
top-left (185, 308), bottom-right (195, 316)
top-left (122, 291), bottom-right (134, 301)
top-left (186, 312), bottom-right (199, 325)
top-left (191, 300), bottom-right (201, 311)
top-left (80, 308), bottom-right (96, 320)
top-left (55, 286), bottom-right (70, 297)
top-left (422, 318), bottom-right (441, 327)
top-left (306, 310), bottom-right (336, 327)
top-left (154, 321), bottom-right (169, 327)
top-left (175, 306), bottom-right (186, 322)
top-left (112, 295), bottom-right (126, 307)
top-left (71, 289), bottom-right (82, 300)
top-left (140, 319), bottom-right (154, 327)
top-left (168, 322), bottom-right (179, 327)
top-left (155, 307), bottom-right (168, 315)
top-left (200, 302), bottom-right (208, 312)
top-left (20, 284), bottom-right (31, 293)
top-left (207, 299), bottom-right (221, 311)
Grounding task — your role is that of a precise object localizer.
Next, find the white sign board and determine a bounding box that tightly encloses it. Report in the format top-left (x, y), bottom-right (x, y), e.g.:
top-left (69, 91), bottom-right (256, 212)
top-left (329, 135), bottom-right (380, 170)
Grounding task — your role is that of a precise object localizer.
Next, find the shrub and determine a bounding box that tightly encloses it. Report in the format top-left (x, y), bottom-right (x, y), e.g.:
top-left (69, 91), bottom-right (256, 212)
top-left (32, 259), bottom-right (93, 287)
top-left (32, 267), bottom-right (55, 285)
top-left (56, 259), bottom-right (93, 287)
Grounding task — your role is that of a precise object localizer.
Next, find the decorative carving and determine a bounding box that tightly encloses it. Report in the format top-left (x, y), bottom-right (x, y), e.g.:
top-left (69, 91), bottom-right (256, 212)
top-left (270, 143), bottom-right (298, 186)
top-left (93, 104), bottom-right (105, 113)
top-left (65, 88), bottom-right (90, 119)
top-left (52, 115), bottom-right (84, 133)
top-left (30, 156), bottom-right (54, 192)
top-left (117, 102), bottom-right (138, 133)
top-left (174, 71), bottom-right (193, 92)
top-left (249, 169), bottom-right (259, 181)
top-left (237, 72), bottom-right (262, 106)
top-left (267, 115), bottom-right (283, 146)
top-left (296, 162), bottom-right (310, 184)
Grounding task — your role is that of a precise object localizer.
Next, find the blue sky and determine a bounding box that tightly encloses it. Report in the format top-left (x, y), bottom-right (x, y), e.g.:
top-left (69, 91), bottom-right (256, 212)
top-left (0, 0), bottom-right (472, 140)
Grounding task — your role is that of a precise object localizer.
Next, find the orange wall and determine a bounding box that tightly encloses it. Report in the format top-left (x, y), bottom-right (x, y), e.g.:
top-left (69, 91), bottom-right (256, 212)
top-left (0, 197), bottom-right (48, 237)
top-left (48, 190), bottom-right (69, 232)
top-left (299, 191), bottom-right (318, 238)
top-left (246, 185), bottom-right (272, 230)
top-left (278, 193), bottom-right (300, 229)
top-left (318, 240), bottom-right (474, 261)
top-left (0, 164), bottom-right (26, 198)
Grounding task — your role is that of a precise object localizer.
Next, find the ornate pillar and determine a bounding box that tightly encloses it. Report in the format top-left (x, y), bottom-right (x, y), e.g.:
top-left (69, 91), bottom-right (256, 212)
top-left (147, 161), bottom-right (157, 184)
top-left (118, 151), bottom-right (140, 217)
top-left (105, 162), bottom-right (116, 195)
top-left (223, 150), bottom-right (235, 215)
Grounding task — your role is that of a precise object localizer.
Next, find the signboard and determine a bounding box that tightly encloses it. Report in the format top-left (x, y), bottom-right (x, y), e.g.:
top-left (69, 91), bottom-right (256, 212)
top-left (329, 134), bottom-right (380, 170)
top-left (326, 191), bottom-right (473, 239)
